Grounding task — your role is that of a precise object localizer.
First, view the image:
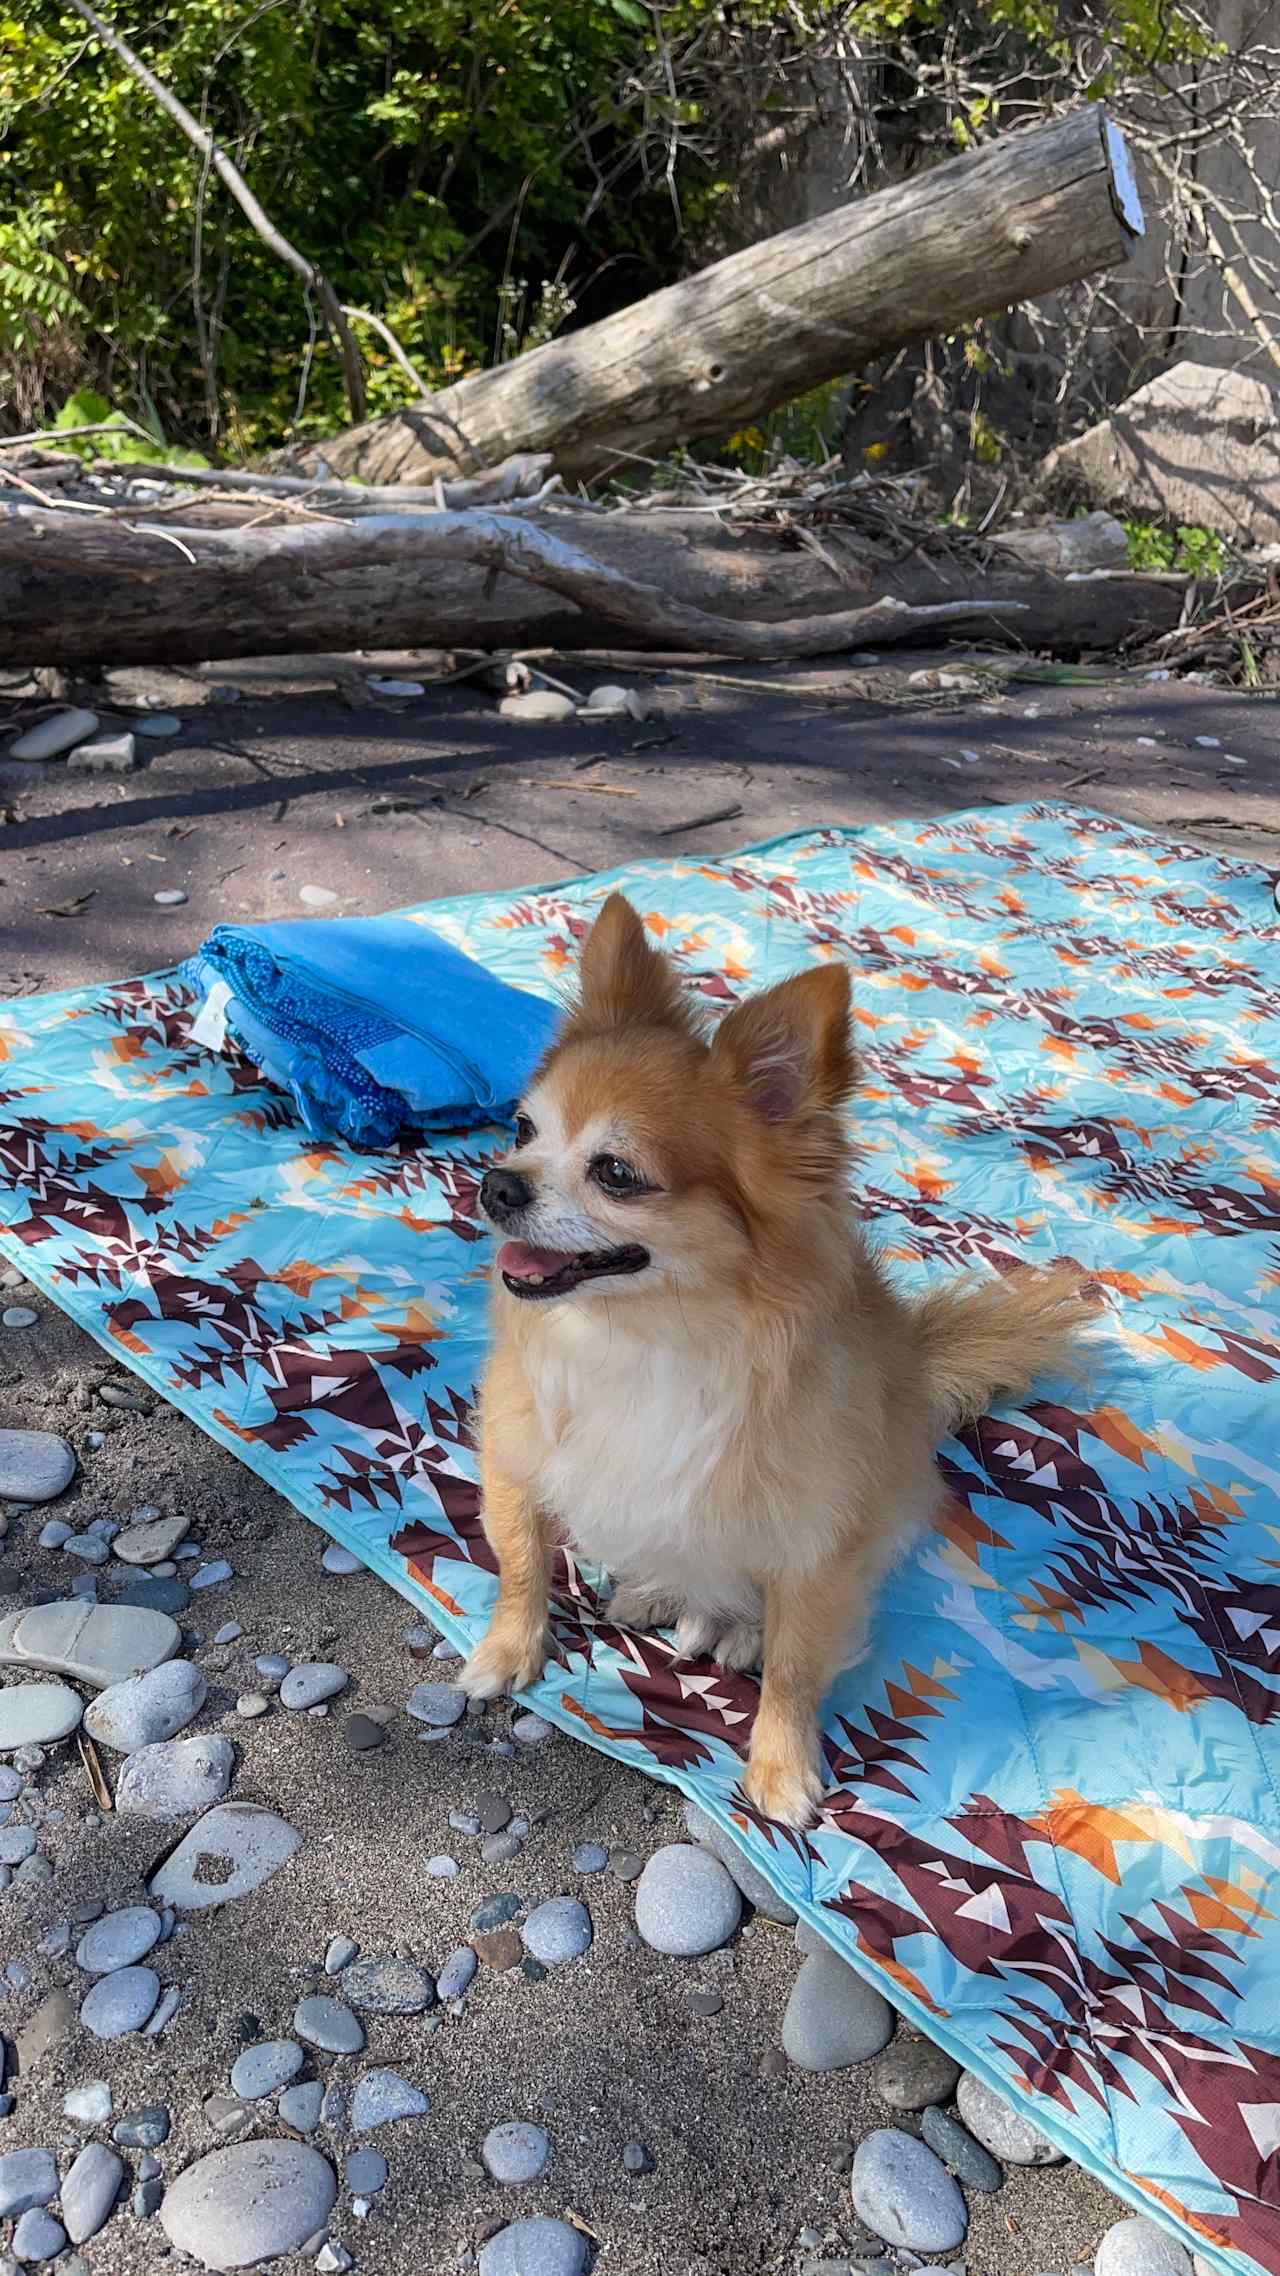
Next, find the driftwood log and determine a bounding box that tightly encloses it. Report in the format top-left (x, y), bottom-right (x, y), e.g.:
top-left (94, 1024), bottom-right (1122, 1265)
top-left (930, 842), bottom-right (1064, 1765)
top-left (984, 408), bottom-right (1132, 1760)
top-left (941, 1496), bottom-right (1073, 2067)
top-left (312, 106), bottom-right (1145, 488)
top-left (0, 501), bottom-right (1188, 668)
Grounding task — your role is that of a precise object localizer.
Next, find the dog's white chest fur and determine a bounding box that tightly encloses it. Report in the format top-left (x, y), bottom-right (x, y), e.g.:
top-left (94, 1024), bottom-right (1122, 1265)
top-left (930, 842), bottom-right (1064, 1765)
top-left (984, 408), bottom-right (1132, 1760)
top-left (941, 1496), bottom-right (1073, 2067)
top-left (523, 1308), bottom-right (754, 1611)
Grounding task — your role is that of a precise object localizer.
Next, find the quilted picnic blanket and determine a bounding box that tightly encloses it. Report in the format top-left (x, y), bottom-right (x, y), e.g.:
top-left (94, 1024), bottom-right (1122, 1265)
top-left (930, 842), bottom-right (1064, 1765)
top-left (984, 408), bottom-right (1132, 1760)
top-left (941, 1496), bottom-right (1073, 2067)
top-left (1, 805), bottom-right (1278, 2275)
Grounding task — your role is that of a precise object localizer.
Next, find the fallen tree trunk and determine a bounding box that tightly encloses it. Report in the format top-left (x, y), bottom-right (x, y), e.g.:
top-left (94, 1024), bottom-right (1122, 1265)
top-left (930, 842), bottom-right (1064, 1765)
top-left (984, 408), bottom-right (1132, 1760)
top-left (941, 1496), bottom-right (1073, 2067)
top-left (312, 106), bottom-right (1144, 488)
top-left (0, 501), bottom-right (1189, 668)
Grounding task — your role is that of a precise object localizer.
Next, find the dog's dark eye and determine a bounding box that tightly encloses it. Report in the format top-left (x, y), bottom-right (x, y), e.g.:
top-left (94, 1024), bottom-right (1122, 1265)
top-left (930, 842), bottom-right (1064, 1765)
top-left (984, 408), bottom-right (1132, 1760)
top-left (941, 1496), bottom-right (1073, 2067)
top-left (591, 1154), bottom-right (645, 1196)
top-left (513, 1113), bottom-right (535, 1148)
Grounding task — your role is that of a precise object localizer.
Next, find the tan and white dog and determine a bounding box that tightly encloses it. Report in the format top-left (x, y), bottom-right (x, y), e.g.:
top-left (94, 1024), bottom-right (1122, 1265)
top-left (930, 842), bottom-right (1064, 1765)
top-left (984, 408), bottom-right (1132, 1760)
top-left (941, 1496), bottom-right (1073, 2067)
top-left (460, 894), bottom-right (1089, 1826)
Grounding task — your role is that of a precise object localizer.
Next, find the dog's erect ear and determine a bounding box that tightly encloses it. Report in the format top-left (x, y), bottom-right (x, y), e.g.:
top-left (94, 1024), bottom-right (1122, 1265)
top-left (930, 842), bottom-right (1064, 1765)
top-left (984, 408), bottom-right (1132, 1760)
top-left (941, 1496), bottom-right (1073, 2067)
top-left (575, 893), bottom-right (693, 1033)
top-left (711, 963), bottom-right (855, 1123)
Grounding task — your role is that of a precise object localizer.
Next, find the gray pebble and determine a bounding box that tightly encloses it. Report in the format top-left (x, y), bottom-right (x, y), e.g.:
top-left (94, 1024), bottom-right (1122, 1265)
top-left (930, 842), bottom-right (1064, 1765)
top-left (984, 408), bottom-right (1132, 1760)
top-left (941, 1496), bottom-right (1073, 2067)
top-left (0, 1430), bottom-right (76, 1505)
top-left (634, 1844), bottom-right (741, 1957)
top-left (482, 2121), bottom-right (550, 2183)
top-left (150, 1802), bottom-right (301, 1913)
top-left (872, 2038), bottom-right (961, 2111)
top-left (137, 2154), bottom-right (161, 2182)
top-left (682, 1799), bottom-right (798, 1923)
top-left (1, 1308), bottom-right (37, 1331)
top-left (512, 1712), bottom-right (553, 1744)
top-left (622, 2141), bottom-right (653, 2174)
top-left (689, 1988), bottom-right (723, 2017)
top-left (956, 2071), bottom-right (1063, 2165)
top-left (850, 2129), bottom-right (968, 2255)
top-left (293, 1997), bottom-right (365, 2055)
top-left (1094, 2219), bottom-right (1194, 2275)
top-left (236, 1693), bottom-right (269, 1719)
top-left (317, 2247), bottom-right (353, 2275)
top-left (112, 1512), bottom-right (187, 1567)
top-left (324, 1935), bottom-right (359, 1975)
top-left (279, 1663), bottom-right (347, 1710)
top-left (343, 1956), bottom-right (435, 2015)
top-left (919, 2104), bottom-right (1003, 2192)
top-left (572, 1844), bottom-right (608, 1874)
top-left (403, 1627), bottom-right (438, 1656)
top-left (350, 2069), bottom-right (429, 2133)
top-left (84, 1660), bottom-right (206, 1755)
top-left (203, 2095), bottom-right (253, 2143)
top-left (115, 1733), bottom-right (233, 1820)
top-left (112, 1572), bottom-right (190, 1616)
top-left (406, 1682), bottom-right (465, 1726)
top-left (75, 1905), bottom-right (162, 1976)
top-left (255, 1654), bottom-right (290, 1682)
top-left (37, 1522), bottom-right (71, 1551)
top-left (345, 2145), bottom-right (387, 2195)
top-left (479, 2217), bottom-right (588, 2276)
top-left (158, 2139), bottom-right (338, 2266)
top-left (133, 2177), bottom-right (163, 2220)
top-left (135, 712), bottom-right (181, 737)
top-left (213, 1623), bottom-right (242, 1646)
top-left (279, 2082), bottom-right (324, 2136)
top-left (12, 2209), bottom-right (66, 2264)
top-left (0, 2151), bottom-right (57, 2217)
top-left (344, 1713), bottom-right (386, 1752)
top-left (436, 1948), bottom-right (477, 2001)
top-left (190, 1559), bottom-right (233, 1591)
top-left (80, 1965), bottom-right (160, 2039)
top-left (427, 1855), bottom-right (459, 1879)
top-left (0, 1770), bottom-right (21, 1801)
top-left (448, 1810), bottom-right (481, 1837)
top-left (112, 2106), bottom-right (169, 2149)
top-left (62, 1532), bottom-right (110, 1567)
top-left (476, 1795), bottom-right (511, 1834)
top-left (144, 1986), bottom-right (182, 2035)
top-left (61, 2141), bottom-right (125, 2244)
top-left (471, 1893), bottom-right (522, 1932)
top-left (482, 1831), bottom-right (523, 1865)
top-left (322, 1547), bottom-right (362, 1576)
top-left (782, 1950), bottom-right (894, 2071)
top-left (521, 1897), bottom-right (592, 1966)
top-left (609, 1850), bottom-right (643, 1881)
top-left (231, 2041), bottom-right (305, 2099)
top-left (0, 1827), bottom-right (35, 1865)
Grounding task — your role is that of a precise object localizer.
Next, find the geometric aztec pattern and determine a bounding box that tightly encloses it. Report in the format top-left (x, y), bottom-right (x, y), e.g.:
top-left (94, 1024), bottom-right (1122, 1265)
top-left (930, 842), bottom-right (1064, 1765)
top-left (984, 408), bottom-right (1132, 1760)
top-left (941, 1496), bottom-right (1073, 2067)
top-left (1, 806), bottom-right (1277, 2275)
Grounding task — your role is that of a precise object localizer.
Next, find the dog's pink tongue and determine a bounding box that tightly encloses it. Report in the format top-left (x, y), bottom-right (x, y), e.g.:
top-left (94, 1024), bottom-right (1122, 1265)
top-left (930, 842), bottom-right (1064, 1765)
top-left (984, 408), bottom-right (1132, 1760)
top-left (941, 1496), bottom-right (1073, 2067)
top-left (497, 1240), bottom-right (574, 1281)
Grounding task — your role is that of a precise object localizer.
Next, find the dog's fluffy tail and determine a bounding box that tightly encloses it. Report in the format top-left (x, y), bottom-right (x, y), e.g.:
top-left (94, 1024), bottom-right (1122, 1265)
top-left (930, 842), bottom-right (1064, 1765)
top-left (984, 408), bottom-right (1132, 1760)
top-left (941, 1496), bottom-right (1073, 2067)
top-left (913, 1260), bottom-right (1093, 1432)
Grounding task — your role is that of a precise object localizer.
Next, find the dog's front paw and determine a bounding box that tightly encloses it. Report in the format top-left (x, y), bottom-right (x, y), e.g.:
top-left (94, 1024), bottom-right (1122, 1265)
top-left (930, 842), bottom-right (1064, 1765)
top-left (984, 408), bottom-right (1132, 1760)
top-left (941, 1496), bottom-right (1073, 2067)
top-left (459, 1619), bottom-right (550, 1702)
top-left (743, 1738), bottom-right (825, 1829)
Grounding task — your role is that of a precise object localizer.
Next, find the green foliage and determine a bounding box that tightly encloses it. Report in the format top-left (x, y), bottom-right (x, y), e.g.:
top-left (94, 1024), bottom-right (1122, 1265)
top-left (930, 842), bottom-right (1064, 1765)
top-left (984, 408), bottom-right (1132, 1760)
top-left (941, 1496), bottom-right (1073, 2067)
top-left (51, 386), bottom-right (208, 465)
top-left (0, 198), bottom-right (86, 350)
top-left (1124, 518), bottom-right (1228, 575)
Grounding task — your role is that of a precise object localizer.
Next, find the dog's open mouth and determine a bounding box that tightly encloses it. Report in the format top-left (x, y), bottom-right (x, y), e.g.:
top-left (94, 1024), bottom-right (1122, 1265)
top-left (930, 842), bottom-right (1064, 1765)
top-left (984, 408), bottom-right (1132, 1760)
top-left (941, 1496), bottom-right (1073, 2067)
top-left (497, 1239), bottom-right (650, 1300)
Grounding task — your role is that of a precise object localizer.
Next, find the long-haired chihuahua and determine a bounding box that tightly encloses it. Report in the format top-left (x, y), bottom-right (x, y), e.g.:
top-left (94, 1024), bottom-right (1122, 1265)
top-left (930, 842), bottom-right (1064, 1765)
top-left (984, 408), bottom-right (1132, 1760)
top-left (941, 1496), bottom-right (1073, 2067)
top-left (460, 894), bottom-right (1090, 1826)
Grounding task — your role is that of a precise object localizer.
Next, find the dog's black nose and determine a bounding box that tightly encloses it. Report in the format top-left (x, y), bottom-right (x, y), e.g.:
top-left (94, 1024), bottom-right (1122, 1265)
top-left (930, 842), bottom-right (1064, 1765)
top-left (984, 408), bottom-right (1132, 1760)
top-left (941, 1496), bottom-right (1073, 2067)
top-left (481, 1166), bottom-right (533, 1219)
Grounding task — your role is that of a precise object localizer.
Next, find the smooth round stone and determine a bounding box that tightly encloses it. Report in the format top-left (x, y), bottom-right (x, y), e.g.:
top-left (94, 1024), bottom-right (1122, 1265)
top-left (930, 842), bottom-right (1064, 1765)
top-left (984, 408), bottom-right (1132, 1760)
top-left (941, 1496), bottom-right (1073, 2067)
top-left (113, 2105), bottom-right (170, 2148)
top-left (436, 1948), bottom-right (477, 2001)
top-left (159, 2139), bottom-right (338, 2270)
top-left (851, 2129), bottom-right (968, 2255)
top-left (0, 2149), bottom-right (58, 2216)
top-left (154, 889), bottom-right (187, 907)
top-left (84, 1660), bottom-right (206, 1754)
top-left (1094, 2218), bottom-right (1194, 2276)
top-left (956, 2070), bottom-right (1064, 2165)
top-left (255, 1654), bottom-right (290, 1683)
top-left (148, 1802), bottom-right (301, 1913)
top-left (406, 1682), bottom-right (466, 1727)
top-left (112, 1572), bottom-right (190, 1616)
top-left (0, 1430), bottom-right (75, 1505)
top-left (300, 885), bottom-right (339, 907)
top-left (12, 2208), bottom-right (66, 2263)
top-left (324, 1935), bottom-right (358, 1974)
top-left (350, 2069), bottom-right (429, 2133)
top-left (427, 1855), bottom-right (459, 1879)
top-left (38, 1520), bottom-right (71, 1549)
top-left (682, 1799), bottom-right (799, 1922)
top-left (472, 1893), bottom-right (522, 1932)
top-left (872, 2037), bottom-right (962, 2111)
top-left (279, 2082), bottom-right (324, 2136)
top-left (279, 1663), bottom-right (347, 1711)
top-left (920, 2103), bottom-right (1003, 2192)
top-left (136, 712), bottom-right (181, 737)
top-left (322, 1546), bottom-right (362, 1576)
top-left (61, 2141), bottom-right (125, 2244)
top-left (609, 1850), bottom-right (643, 1881)
top-left (343, 1956), bottom-right (435, 2014)
top-left (783, 1950), bottom-right (894, 2071)
top-left (80, 1965), bottom-right (161, 2039)
top-left (213, 1623), bottom-right (242, 1646)
top-left (345, 2146), bottom-right (387, 2194)
top-left (294, 1996), bottom-right (365, 2055)
top-left (113, 1513), bottom-right (189, 1567)
top-left (344, 1714), bottom-right (385, 1752)
top-left (0, 1825), bottom-right (36, 1864)
top-left (116, 1733), bottom-right (234, 1820)
top-left (479, 2217), bottom-right (589, 2276)
top-left (521, 1898), bottom-right (592, 1967)
top-left (512, 1712), bottom-right (553, 1744)
top-left (483, 2121), bottom-right (550, 2183)
top-left (0, 1681), bottom-right (83, 1751)
top-left (572, 1844), bottom-right (608, 1874)
top-left (622, 2141), bottom-right (653, 2175)
top-left (64, 2082), bottom-right (112, 2125)
top-left (237, 1693), bottom-right (269, 1719)
top-left (476, 1794), bottom-right (511, 1834)
top-left (231, 2041), bottom-right (306, 2100)
top-left (191, 1560), bottom-right (233, 1591)
top-left (2, 1307), bottom-right (37, 1329)
top-left (634, 1844), bottom-right (741, 1957)
top-left (9, 706), bottom-right (98, 760)
top-left (75, 1904), bottom-right (162, 1977)
top-left (482, 1831), bottom-right (522, 1865)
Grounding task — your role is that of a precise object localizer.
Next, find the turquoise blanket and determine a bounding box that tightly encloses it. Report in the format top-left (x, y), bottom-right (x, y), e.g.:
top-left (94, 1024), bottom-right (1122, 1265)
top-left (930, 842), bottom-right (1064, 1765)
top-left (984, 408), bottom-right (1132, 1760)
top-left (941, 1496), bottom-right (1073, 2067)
top-left (2, 806), bottom-right (1278, 2276)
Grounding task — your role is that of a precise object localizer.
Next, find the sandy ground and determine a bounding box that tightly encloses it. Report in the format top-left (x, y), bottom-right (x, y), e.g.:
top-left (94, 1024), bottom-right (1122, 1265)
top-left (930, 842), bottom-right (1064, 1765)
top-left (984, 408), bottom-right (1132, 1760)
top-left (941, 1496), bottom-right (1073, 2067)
top-left (1, 648), bottom-right (1276, 2276)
